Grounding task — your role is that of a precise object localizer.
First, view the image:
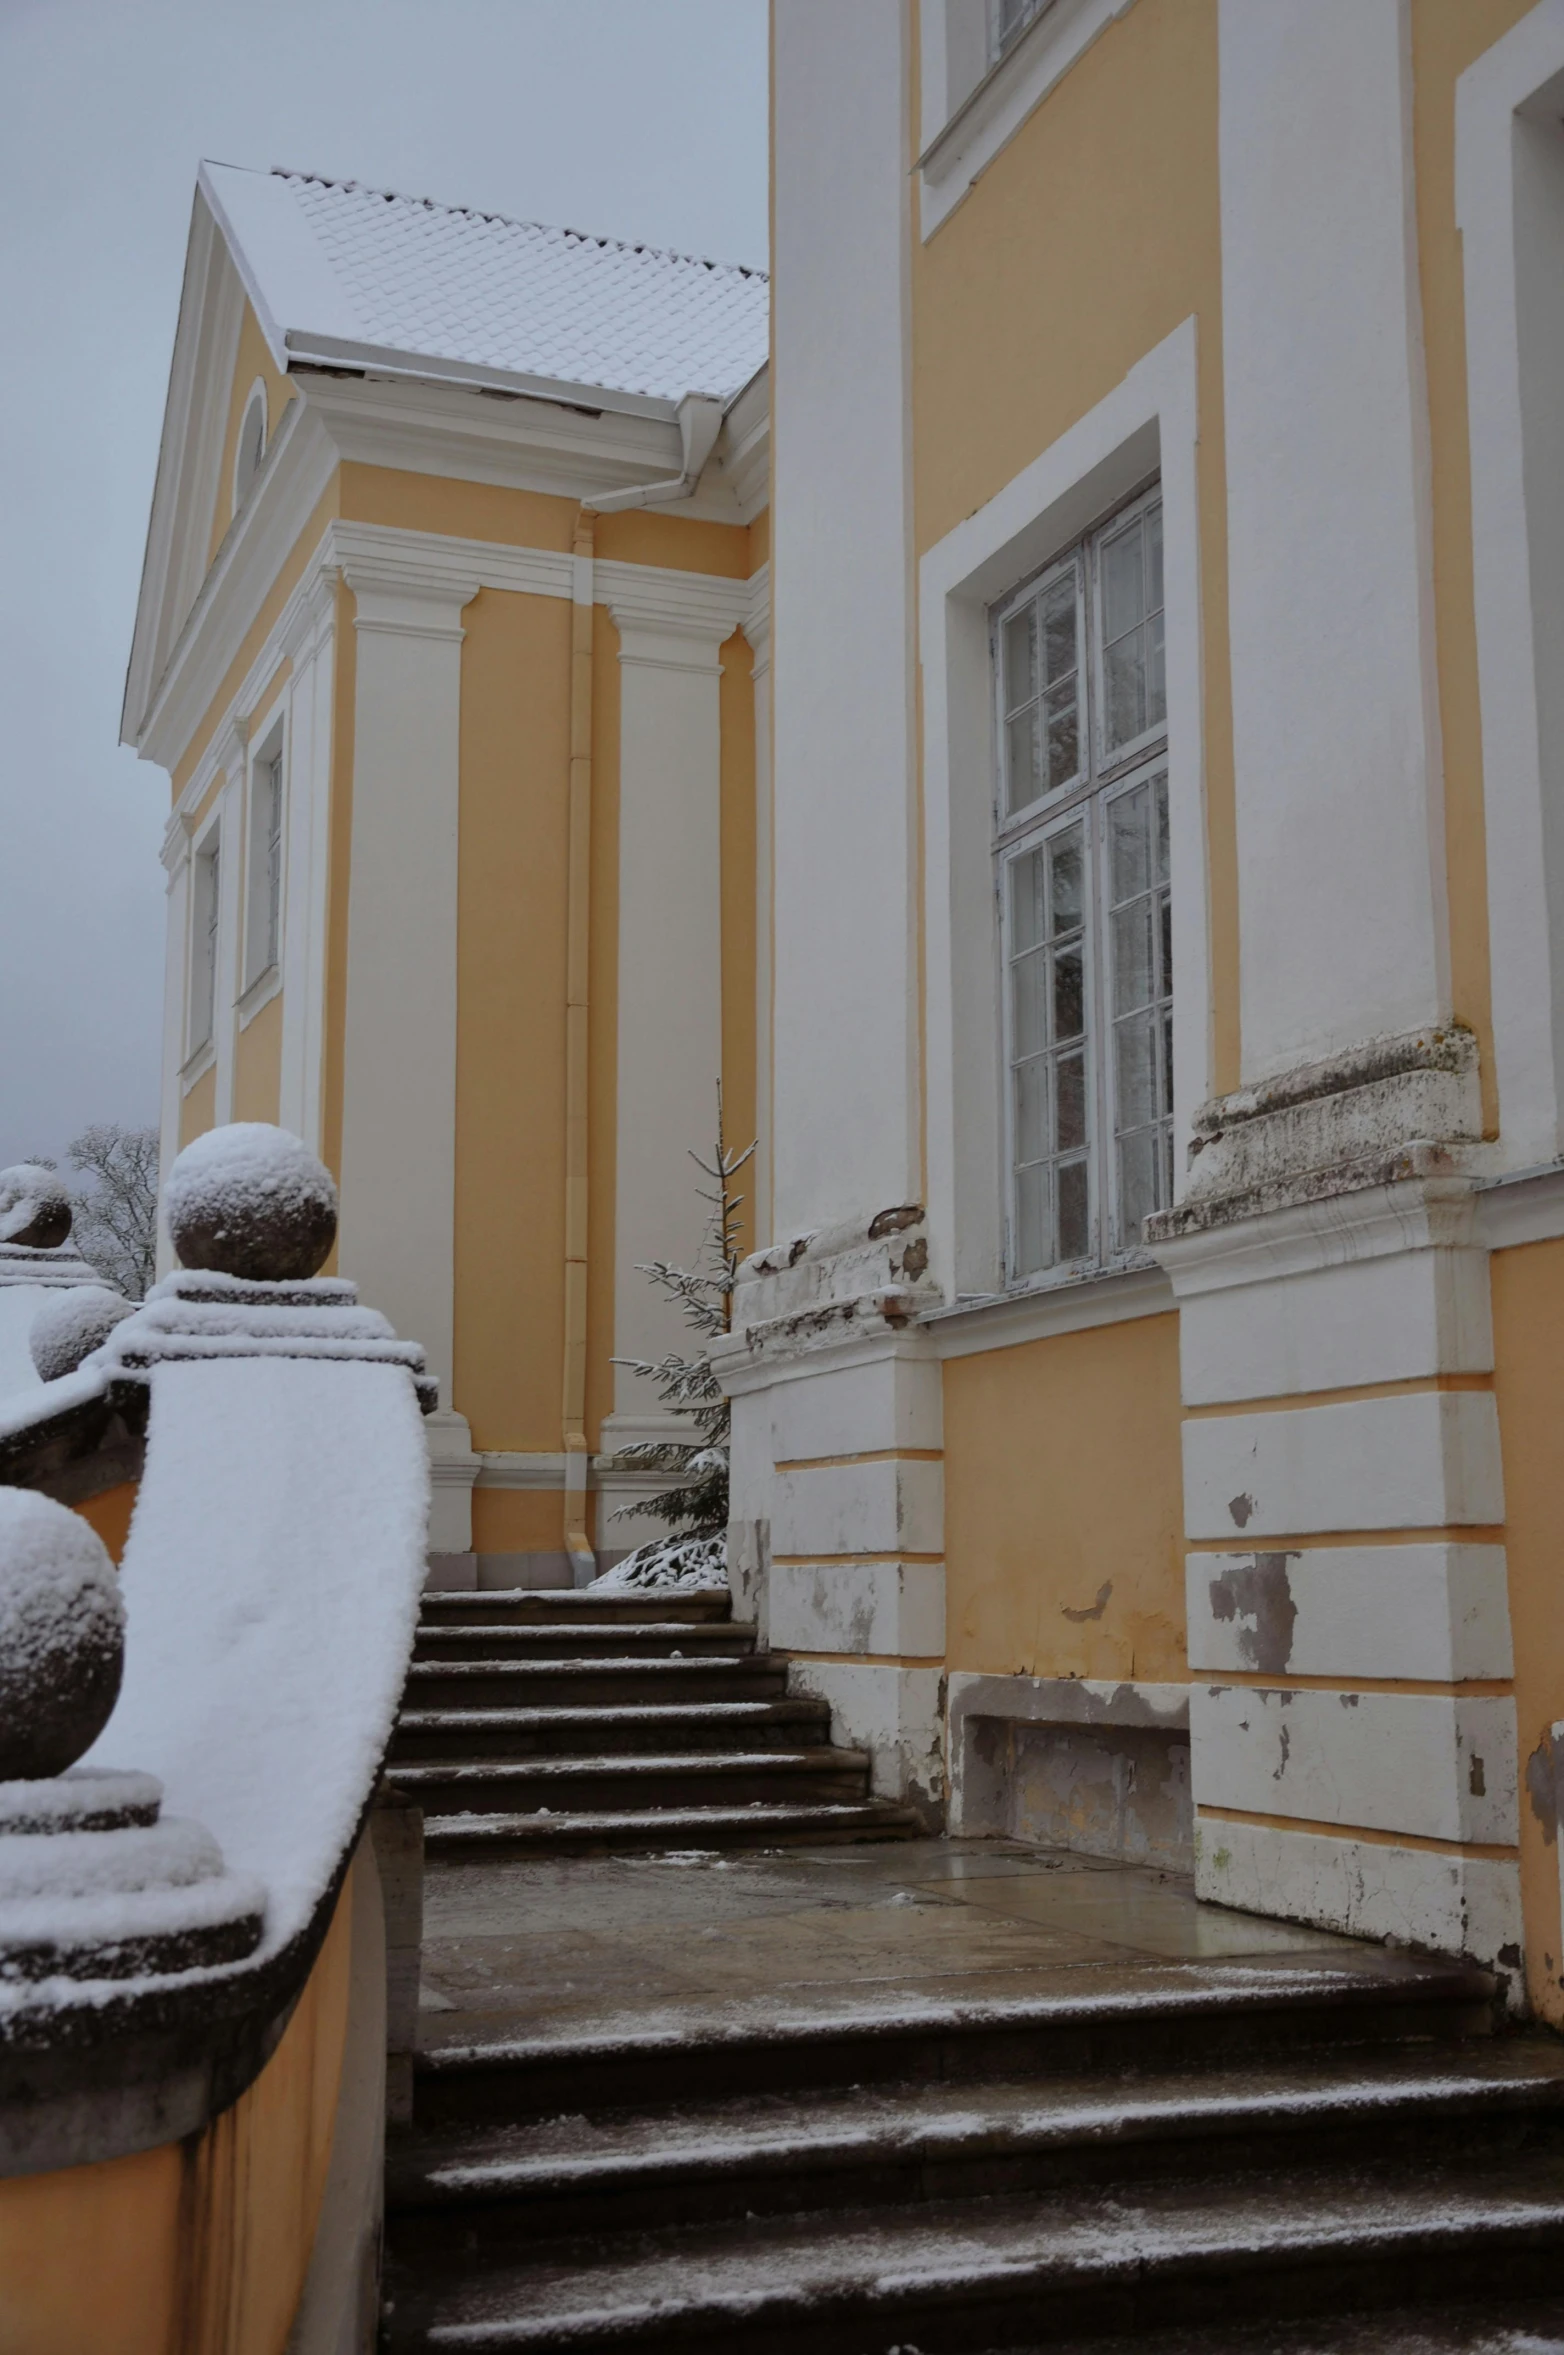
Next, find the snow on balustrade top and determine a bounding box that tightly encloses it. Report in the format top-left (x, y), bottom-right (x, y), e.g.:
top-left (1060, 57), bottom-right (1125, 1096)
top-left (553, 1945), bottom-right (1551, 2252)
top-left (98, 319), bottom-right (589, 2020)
top-left (164, 1121), bottom-right (337, 1282)
top-left (29, 1287), bottom-right (133, 1384)
top-left (0, 1490), bottom-right (124, 1782)
top-left (0, 1165), bottom-right (71, 1253)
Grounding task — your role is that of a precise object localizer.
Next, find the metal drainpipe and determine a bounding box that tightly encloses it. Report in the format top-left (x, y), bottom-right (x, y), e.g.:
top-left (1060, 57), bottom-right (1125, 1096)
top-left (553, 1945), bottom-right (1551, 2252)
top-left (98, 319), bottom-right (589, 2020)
top-left (562, 509), bottom-right (596, 1583)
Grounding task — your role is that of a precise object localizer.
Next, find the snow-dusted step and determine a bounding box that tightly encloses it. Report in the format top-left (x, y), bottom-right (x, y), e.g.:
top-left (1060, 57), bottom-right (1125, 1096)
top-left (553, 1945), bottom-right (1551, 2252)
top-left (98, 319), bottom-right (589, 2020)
top-left (402, 1653), bottom-right (791, 1711)
top-left (379, 2155), bottom-right (1564, 2353)
top-left (387, 2039), bottom-right (1564, 2249)
top-left (393, 1746), bottom-right (872, 1817)
top-left (420, 1588), bottom-right (732, 1628)
top-left (420, 1797), bottom-right (921, 1861)
top-left (413, 1620), bottom-right (757, 1661)
top-left (391, 1696), bottom-right (834, 1763)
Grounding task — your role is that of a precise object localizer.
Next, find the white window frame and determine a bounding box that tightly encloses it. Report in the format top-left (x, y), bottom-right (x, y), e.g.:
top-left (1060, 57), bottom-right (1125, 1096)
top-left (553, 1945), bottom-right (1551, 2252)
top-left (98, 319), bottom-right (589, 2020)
top-left (992, 482), bottom-right (1170, 1282)
top-left (241, 716), bottom-right (286, 1013)
top-left (184, 816), bottom-right (223, 1076)
top-left (232, 378), bottom-right (268, 516)
top-left (919, 318), bottom-right (1208, 1316)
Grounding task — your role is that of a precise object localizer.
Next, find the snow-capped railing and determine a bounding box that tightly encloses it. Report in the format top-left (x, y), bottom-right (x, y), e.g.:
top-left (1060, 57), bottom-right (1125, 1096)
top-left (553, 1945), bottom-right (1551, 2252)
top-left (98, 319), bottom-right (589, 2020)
top-left (0, 1124), bottom-right (432, 2189)
top-left (0, 1161), bottom-right (143, 1501)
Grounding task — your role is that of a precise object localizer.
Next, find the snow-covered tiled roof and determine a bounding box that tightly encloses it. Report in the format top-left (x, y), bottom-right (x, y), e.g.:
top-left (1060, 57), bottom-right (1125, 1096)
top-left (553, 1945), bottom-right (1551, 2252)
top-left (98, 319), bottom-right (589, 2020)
top-left (198, 161), bottom-right (768, 418)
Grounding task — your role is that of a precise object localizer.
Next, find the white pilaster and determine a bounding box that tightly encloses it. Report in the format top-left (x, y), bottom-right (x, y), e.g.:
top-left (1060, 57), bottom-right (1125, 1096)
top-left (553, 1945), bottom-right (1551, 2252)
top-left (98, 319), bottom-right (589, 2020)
top-left (211, 721), bottom-right (246, 1128)
top-left (772, 0), bottom-right (918, 1234)
top-left (743, 568), bottom-right (773, 1247)
top-left (157, 813), bottom-right (193, 1275)
top-left (337, 557), bottom-right (479, 1547)
top-left (603, 571), bottom-right (744, 1435)
top-left (278, 566), bottom-right (338, 1155)
top-left (1219, 0), bottom-right (1448, 1077)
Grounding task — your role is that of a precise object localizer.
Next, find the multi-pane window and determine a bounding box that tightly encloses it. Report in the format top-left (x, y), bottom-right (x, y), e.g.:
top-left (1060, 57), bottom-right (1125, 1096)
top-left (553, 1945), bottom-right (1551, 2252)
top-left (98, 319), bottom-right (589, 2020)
top-left (190, 834), bottom-right (221, 1056)
top-left (244, 746), bottom-right (284, 990)
top-left (995, 485), bottom-right (1171, 1281)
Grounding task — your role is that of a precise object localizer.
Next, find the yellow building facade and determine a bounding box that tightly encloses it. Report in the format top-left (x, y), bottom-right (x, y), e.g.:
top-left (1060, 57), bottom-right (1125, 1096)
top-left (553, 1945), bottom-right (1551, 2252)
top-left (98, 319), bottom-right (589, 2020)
top-left (123, 165), bottom-right (770, 1577)
top-left (719, 0), bottom-right (1564, 2025)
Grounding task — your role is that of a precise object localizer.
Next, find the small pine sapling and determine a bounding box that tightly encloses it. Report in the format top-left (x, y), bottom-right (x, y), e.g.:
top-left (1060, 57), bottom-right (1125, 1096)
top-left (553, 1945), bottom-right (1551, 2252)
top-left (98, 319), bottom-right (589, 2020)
top-left (592, 1096), bottom-right (755, 1592)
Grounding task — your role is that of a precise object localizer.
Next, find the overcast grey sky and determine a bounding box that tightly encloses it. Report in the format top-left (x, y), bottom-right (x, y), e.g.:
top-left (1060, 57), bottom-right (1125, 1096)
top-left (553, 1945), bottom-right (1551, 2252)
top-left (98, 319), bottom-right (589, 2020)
top-left (0, 0), bottom-right (767, 1171)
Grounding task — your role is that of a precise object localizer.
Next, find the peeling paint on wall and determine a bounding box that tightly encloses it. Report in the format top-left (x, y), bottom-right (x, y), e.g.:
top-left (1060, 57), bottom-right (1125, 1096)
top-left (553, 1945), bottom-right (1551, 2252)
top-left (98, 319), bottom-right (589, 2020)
top-left (1206, 1552), bottom-right (1298, 1674)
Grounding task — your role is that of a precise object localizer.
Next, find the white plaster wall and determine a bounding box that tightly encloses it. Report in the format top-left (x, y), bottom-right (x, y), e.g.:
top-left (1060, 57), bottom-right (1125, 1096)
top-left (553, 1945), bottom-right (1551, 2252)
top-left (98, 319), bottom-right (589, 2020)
top-left (771, 1459), bottom-right (944, 1560)
top-left (157, 834), bottom-right (191, 1272)
top-left (1192, 1684), bottom-right (1517, 1846)
top-left (1182, 1390), bottom-right (1505, 1540)
top-left (336, 566), bottom-right (475, 1404)
top-left (278, 575), bottom-right (336, 1154)
top-left (768, 1346), bottom-right (943, 1461)
top-left (772, 0), bottom-right (919, 1233)
top-left (1186, 1543), bottom-right (1514, 1682)
top-left (1219, 0), bottom-right (1448, 1077)
top-left (1197, 1814), bottom-right (1523, 1986)
top-left (1178, 1245), bottom-right (1493, 1406)
top-left (770, 1559), bottom-right (945, 1659)
top-left (609, 617), bottom-right (726, 1416)
top-left (786, 1659), bottom-right (946, 1807)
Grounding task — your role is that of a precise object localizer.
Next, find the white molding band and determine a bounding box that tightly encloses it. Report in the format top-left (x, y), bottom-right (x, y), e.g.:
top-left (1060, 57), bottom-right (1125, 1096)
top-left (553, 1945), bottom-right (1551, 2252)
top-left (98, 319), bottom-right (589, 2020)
top-left (919, 315), bottom-right (1208, 1303)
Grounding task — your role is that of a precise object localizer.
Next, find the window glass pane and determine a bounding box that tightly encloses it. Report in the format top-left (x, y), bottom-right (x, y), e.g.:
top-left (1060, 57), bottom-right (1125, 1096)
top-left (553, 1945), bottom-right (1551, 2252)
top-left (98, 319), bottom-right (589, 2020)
top-left (1012, 948), bottom-right (1046, 1059)
top-left (1040, 575), bottom-right (1077, 686)
top-left (1003, 608), bottom-right (1036, 712)
top-left (1007, 709), bottom-right (1042, 813)
top-left (1116, 1013), bottom-right (1158, 1129)
top-left (1101, 517), bottom-right (1145, 645)
top-left (1057, 1158), bottom-right (1090, 1262)
top-left (1107, 770), bottom-right (1173, 1249)
top-left (1146, 606), bottom-right (1167, 735)
top-left (1015, 1056), bottom-right (1048, 1165)
top-left (1109, 782), bottom-right (1153, 903)
top-left (1117, 1129), bottom-right (1158, 1244)
top-left (1104, 636), bottom-right (1146, 751)
top-left (1049, 827), bottom-right (1083, 933)
top-left (1014, 1161), bottom-right (1048, 1277)
top-left (1042, 684), bottom-right (1078, 794)
top-left (1147, 502), bottom-right (1163, 614)
top-left (1055, 1051), bottom-right (1086, 1152)
top-left (1011, 846), bottom-right (1046, 953)
top-left (1112, 901), bottom-right (1154, 1016)
top-left (1052, 944), bottom-right (1084, 1043)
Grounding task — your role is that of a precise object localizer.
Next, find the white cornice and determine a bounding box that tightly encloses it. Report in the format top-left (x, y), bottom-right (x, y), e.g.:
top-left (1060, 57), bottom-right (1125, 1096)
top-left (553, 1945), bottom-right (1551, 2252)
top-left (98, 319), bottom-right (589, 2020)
top-left (597, 557), bottom-right (752, 644)
top-left (332, 518), bottom-right (573, 604)
top-left (925, 1262), bottom-right (1173, 1358)
top-left (1475, 1160), bottom-right (1564, 1252)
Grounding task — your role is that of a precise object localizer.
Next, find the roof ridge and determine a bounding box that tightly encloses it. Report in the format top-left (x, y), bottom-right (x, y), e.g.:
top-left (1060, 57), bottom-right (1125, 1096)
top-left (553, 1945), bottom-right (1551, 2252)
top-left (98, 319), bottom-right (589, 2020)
top-left (267, 165), bottom-right (768, 282)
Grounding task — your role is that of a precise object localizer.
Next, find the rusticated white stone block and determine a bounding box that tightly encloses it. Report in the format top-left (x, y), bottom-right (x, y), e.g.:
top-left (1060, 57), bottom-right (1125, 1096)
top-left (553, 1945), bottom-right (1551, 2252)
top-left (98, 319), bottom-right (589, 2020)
top-left (1178, 1244), bottom-right (1492, 1406)
top-left (1185, 1544), bottom-right (1514, 1681)
top-left (1195, 1812), bottom-right (1524, 1993)
top-left (770, 1558), bottom-right (945, 1658)
top-left (1191, 1684), bottom-right (1518, 1846)
top-left (1182, 1390), bottom-right (1504, 1540)
top-left (767, 1347), bottom-right (943, 1462)
top-left (786, 1660), bottom-right (945, 1812)
top-left (771, 1457), bottom-right (943, 1560)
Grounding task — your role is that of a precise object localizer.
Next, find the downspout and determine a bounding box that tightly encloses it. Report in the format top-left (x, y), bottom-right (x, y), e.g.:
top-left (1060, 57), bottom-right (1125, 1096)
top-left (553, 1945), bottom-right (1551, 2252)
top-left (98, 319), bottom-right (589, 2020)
top-left (562, 510), bottom-right (596, 1582)
top-left (584, 393), bottom-right (724, 514)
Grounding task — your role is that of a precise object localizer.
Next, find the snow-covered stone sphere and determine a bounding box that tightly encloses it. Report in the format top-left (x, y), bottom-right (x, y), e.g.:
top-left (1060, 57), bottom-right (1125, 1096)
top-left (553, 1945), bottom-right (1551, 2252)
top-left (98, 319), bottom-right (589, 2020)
top-left (29, 1285), bottom-right (135, 1382)
top-left (165, 1123), bottom-right (338, 1282)
top-left (0, 1164), bottom-right (72, 1251)
top-left (0, 1488), bottom-right (124, 1780)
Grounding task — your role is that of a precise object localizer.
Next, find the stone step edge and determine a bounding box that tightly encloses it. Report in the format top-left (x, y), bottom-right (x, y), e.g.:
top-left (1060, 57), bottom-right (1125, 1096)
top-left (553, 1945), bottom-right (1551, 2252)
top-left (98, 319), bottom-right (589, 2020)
top-left (388, 2049), bottom-right (1564, 2207)
top-left (383, 2171), bottom-right (1564, 2349)
top-left (415, 1625), bottom-right (757, 1644)
top-left (393, 1748), bottom-right (868, 1782)
top-left (420, 1799), bottom-right (917, 1845)
top-left (395, 1701), bottom-right (830, 1729)
top-left (415, 1950), bottom-right (1493, 2076)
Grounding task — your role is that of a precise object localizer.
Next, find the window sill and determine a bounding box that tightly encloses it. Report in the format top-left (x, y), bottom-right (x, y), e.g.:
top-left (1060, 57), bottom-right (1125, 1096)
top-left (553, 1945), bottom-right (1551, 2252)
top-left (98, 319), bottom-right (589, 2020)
top-left (923, 1255), bottom-right (1172, 1359)
top-left (236, 963), bottom-right (281, 1031)
top-left (180, 1038), bottom-right (216, 1096)
top-left (919, 0), bottom-right (1139, 241)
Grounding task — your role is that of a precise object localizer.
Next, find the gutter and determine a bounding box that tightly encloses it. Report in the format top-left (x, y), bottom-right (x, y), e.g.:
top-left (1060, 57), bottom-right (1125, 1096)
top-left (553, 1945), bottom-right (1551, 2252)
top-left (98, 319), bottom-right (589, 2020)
top-left (584, 393), bottom-right (725, 513)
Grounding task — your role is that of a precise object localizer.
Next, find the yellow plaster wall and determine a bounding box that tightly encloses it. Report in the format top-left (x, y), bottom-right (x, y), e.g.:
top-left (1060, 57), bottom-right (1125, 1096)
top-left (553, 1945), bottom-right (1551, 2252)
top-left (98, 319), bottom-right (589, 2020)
top-left (453, 585), bottom-right (572, 1453)
top-left (0, 1857), bottom-right (355, 2355)
top-left (912, 0), bottom-right (1237, 1083)
top-left (595, 509), bottom-right (751, 577)
top-left (73, 1481), bottom-right (137, 1564)
top-left (233, 991), bottom-right (283, 1126)
top-left (339, 464), bottom-right (575, 553)
top-left (207, 303), bottom-right (297, 572)
top-left (1489, 1237), bottom-right (1564, 2025)
top-left (943, 1314), bottom-right (1186, 1682)
top-left (472, 1487), bottom-right (566, 1554)
top-left (180, 1066), bottom-right (216, 1150)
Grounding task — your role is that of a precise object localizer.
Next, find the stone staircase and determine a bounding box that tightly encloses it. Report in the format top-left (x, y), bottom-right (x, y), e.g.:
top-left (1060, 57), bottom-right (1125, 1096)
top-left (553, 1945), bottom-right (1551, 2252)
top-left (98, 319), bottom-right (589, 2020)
top-left (382, 1591), bottom-right (1564, 2352)
top-left (389, 1585), bottom-right (920, 1856)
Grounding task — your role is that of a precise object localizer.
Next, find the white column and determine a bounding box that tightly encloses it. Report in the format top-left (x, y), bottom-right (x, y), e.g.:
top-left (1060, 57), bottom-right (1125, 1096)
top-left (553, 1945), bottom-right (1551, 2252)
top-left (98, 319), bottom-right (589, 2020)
top-left (278, 567), bottom-right (337, 1156)
top-left (211, 721), bottom-right (246, 1128)
top-left (772, 0), bottom-right (917, 1236)
top-left (338, 557), bottom-right (479, 1547)
top-left (1219, 0), bottom-right (1448, 1079)
top-left (743, 570), bottom-right (773, 1247)
top-left (156, 814), bottom-right (192, 1274)
top-left (601, 578), bottom-right (743, 1465)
